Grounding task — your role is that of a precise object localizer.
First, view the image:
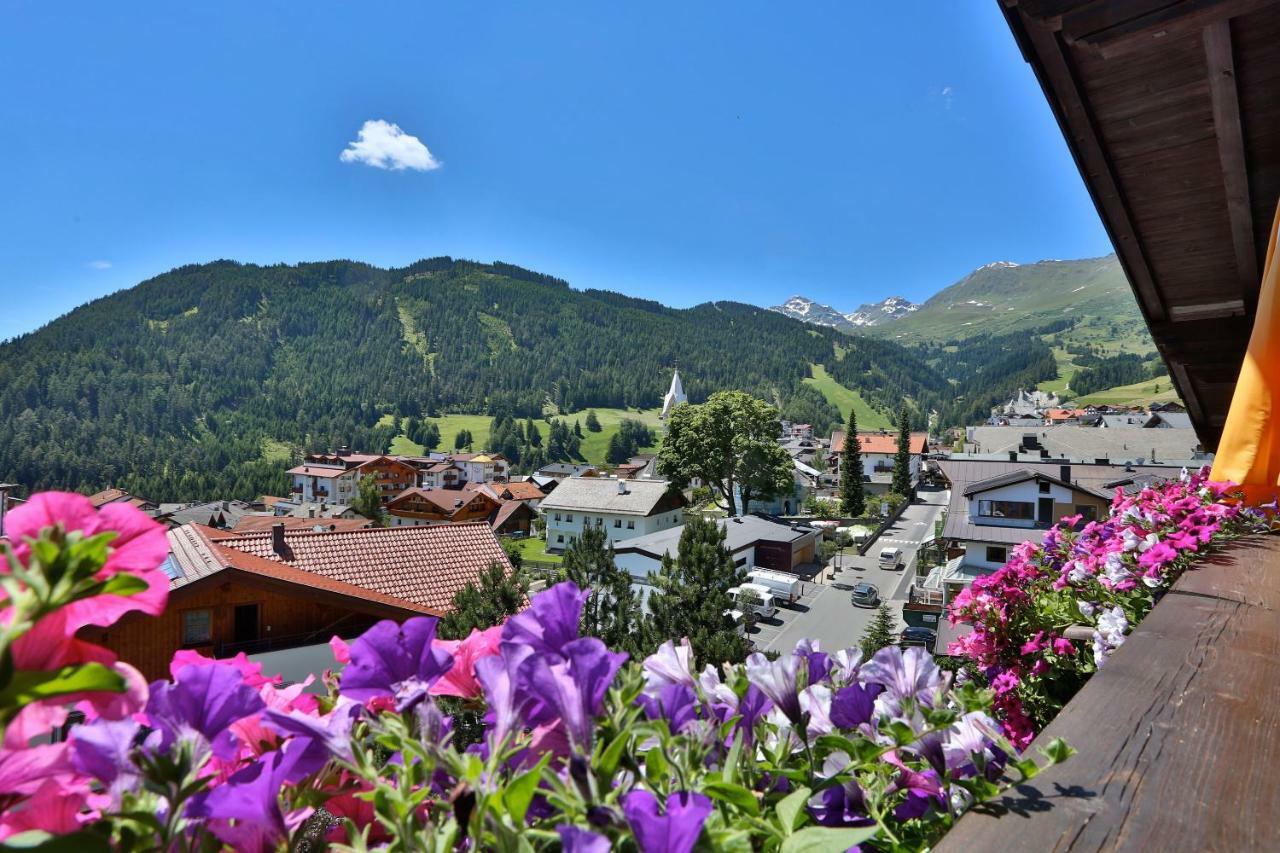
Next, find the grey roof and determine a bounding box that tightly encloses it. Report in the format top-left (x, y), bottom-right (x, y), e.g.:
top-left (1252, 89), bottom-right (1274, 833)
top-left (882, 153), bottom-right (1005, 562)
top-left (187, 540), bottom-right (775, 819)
top-left (962, 469), bottom-right (1111, 501)
top-left (963, 425), bottom-right (1206, 463)
top-left (536, 463), bottom-right (599, 476)
top-left (1146, 412), bottom-right (1193, 429)
top-left (937, 459), bottom-right (1177, 545)
top-left (159, 500), bottom-right (256, 528)
top-left (538, 478), bottom-right (681, 516)
top-left (614, 514), bottom-right (818, 559)
top-left (1098, 414), bottom-right (1151, 428)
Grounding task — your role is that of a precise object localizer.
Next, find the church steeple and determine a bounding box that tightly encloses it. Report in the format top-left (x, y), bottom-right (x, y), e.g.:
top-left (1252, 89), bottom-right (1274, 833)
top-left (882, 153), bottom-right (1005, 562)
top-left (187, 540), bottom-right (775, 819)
top-left (661, 368), bottom-right (687, 419)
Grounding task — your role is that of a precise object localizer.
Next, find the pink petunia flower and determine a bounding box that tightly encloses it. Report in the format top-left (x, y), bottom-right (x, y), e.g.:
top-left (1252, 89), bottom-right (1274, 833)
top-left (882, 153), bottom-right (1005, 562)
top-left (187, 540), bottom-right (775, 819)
top-left (430, 625), bottom-right (503, 700)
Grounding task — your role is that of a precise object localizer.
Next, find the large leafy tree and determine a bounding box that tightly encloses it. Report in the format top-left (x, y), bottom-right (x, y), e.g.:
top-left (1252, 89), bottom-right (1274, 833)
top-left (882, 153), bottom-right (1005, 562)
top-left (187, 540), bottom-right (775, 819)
top-left (839, 407), bottom-right (866, 517)
top-left (351, 475), bottom-right (384, 525)
top-left (643, 515), bottom-right (749, 665)
top-left (657, 391), bottom-right (793, 516)
top-left (559, 523), bottom-right (646, 658)
top-left (892, 405), bottom-right (913, 496)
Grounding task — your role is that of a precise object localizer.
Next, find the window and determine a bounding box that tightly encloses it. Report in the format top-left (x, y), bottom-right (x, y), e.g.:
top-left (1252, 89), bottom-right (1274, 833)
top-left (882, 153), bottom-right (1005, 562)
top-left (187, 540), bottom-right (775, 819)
top-left (556, 534), bottom-right (564, 544)
top-left (734, 557), bottom-right (747, 567)
top-left (1038, 480), bottom-right (1051, 494)
top-left (554, 513), bottom-right (561, 522)
top-left (182, 609), bottom-right (213, 645)
top-left (565, 514), bottom-right (573, 523)
top-left (626, 520), bottom-right (635, 530)
top-left (977, 500), bottom-right (1034, 520)
top-left (614, 519), bottom-right (622, 528)
top-left (1076, 505), bottom-right (1098, 522)
top-left (985, 546), bottom-right (1008, 564)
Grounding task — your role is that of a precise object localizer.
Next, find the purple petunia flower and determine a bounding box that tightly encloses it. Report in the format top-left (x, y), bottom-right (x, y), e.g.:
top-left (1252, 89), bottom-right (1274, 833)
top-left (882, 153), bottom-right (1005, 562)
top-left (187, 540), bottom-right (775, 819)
top-left (502, 581), bottom-right (589, 658)
top-left (558, 824), bottom-right (611, 853)
top-left (339, 617), bottom-right (454, 712)
top-left (642, 639), bottom-right (697, 695)
top-left (186, 750), bottom-right (297, 845)
top-left (518, 637), bottom-right (627, 751)
top-left (475, 644), bottom-right (537, 750)
top-left (637, 682), bottom-right (699, 733)
top-left (261, 699), bottom-right (362, 781)
top-left (745, 652), bottom-right (803, 725)
top-left (808, 751), bottom-right (872, 827)
top-left (793, 639), bottom-right (831, 685)
top-left (621, 790), bottom-right (713, 853)
top-left (70, 718), bottom-right (159, 805)
top-left (146, 662), bottom-right (266, 759)
top-left (830, 682), bottom-right (881, 729)
top-left (861, 646), bottom-right (946, 710)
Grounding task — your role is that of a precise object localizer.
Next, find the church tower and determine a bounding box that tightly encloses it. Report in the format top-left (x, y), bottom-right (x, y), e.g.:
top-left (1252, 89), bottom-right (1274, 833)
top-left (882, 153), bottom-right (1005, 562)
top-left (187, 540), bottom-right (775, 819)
top-left (661, 368), bottom-right (687, 419)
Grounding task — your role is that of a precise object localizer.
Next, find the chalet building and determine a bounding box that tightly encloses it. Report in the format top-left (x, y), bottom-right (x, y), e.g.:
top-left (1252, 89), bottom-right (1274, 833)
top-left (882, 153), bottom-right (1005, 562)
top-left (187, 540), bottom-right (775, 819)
top-left (613, 514), bottom-right (819, 581)
top-left (357, 456), bottom-right (419, 504)
top-left (231, 515), bottom-right (374, 534)
top-left (286, 462), bottom-right (358, 504)
top-left (536, 463), bottom-right (600, 479)
top-left (90, 521), bottom-right (514, 681)
top-left (828, 430), bottom-right (928, 494)
top-left (420, 460), bottom-right (463, 490)
top-left (386, 488), bottom-right (501, 526)
top-left (287, 454), bottom-right (417, 506)
top-left (154, 500), bottom-right (256, 530)
top-left (539, 478), bottom-right (686, 552)
top-left (87, 488), bottom-right (157, 513)
top-left (466, 479), bottom-right (549, 510)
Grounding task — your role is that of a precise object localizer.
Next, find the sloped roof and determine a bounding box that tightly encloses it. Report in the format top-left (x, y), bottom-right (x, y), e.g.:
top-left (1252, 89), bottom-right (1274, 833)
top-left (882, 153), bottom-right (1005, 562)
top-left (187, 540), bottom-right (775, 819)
top-left (231, 515), bottom-right (374, 534)
top-left (502, 481), bottom-right (546, 501)
top-left (490, 500), bottom-right (532, 531)
top-left (537, 478), bottom-right (683, 516)
top-left (963, 426), bottom-right (1204, 463)
top-left (286, 464), bottom-right (351, 477)
top-left (830, 431), bottom-right (928, 455)
top-left (388, 487), bottom-right (496, 515)
top-left (615, 514), bottom-right (817, 559)
top-left (962, 469), bottom-right (1111, 501)
top-left (206, 522), bottom-right (513, 613)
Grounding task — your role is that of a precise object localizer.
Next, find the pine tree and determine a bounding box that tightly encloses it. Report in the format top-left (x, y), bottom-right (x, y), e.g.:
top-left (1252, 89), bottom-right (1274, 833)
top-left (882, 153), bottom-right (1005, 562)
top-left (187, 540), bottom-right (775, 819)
top-left (573, 419), bottom-right (584, 438)
top-left (643, 516), bottom-right (750, 665)
top-left (439, 562), bottom-right (528, 640)
top-left (839, 407), bottom-right (865, 516)
top-left (892, 405), bottom-right (913, 496)
top-left (605, 432), bottom-right (630, 465)
top-left (859, 603), bottom-right (898, 657)
top-left (559, 524), bottom-right (646, 658)
top-left (585, 410), bottom-right (602, 432)
top-left (454, 429), bottom-right (469, 451)
top-left (352, 475), bottom-right (384, 526)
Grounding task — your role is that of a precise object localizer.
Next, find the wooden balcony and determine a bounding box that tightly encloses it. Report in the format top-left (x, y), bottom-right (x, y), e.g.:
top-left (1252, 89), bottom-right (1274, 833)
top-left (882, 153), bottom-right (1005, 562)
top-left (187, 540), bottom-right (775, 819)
top-left (940, 535), bottom-right (1280, 851)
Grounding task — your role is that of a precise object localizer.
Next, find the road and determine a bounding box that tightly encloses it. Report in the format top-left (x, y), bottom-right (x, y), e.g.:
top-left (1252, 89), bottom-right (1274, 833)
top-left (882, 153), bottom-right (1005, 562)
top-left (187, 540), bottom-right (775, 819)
top-left (750, 485), bottom-right (949, 654)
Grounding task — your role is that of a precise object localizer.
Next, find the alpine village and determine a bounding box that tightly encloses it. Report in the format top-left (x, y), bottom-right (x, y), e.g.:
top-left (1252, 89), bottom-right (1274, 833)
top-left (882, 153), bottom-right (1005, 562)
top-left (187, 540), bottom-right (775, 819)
top-left (2, 2), bottom-right (1280, 851)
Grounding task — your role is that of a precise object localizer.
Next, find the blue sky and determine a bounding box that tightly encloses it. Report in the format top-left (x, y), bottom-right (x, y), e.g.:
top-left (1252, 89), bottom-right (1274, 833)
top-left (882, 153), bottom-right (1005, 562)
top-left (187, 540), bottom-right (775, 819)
top-left (0, 1), bottom-right (1112, 340)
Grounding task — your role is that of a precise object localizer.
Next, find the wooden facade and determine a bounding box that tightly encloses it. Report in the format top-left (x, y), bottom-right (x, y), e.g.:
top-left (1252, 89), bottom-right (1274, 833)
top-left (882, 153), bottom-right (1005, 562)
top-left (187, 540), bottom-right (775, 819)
top-left (387, 489), bottom-right (500, 525)
top-left (87, 569), bottom-right (418, 681)
top-left (358, 457), bottom-right (419, 505)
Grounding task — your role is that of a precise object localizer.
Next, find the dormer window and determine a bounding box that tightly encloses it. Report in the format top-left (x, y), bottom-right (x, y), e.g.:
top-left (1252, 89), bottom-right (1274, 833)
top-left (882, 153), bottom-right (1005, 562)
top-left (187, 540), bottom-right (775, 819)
top-left (1038, 480), bottom-right (1051, 494)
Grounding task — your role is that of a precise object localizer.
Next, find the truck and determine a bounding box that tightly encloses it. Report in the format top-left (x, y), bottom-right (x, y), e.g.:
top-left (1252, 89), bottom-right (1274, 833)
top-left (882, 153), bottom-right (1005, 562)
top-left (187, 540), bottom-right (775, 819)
top-left (729, 583), bottom-right (777, 619)
top-left (746, 569), bottom-right (801, 604)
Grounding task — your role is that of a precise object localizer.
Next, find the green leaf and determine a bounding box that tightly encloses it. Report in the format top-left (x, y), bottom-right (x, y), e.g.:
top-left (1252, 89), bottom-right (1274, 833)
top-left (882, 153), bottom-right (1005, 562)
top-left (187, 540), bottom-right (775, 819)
top-left (780, 826), bottom-right (881, 853)
top-left (0, 830), bottom-right (112, 853)
top-left (0, 664), bottom-right (125, 711)
top-left (722, 730), bottom-right (743, 786)
top-left (1040, 737), bottom-right (1077, 765)
top-left (598, 729), bottom-right (630, 777)
top-left (644, 746), bottom-right (668, 785)
top-left (775, 785), bottom-right (812, 835)
top-left (505, 752), bottom-right (551, 825)
top-left (95, 572), bottom-right (150, 598)
top-left (703, 781), bottom-right (760, 816)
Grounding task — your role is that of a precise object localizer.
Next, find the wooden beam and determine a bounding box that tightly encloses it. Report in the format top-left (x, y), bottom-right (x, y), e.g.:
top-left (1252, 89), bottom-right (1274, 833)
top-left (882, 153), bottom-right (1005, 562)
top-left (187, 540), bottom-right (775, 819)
top-left (1203, 19), bottom-right (1260, 313)
top-left (1004, 5), bottom-right (1168, 323)
top-left (1062, 0), bottom-right (1273, 59)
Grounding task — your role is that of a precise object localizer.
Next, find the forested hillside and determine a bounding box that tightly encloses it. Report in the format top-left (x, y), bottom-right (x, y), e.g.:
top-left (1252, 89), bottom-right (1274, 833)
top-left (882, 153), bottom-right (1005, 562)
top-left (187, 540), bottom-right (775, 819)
top-left (0, 257), bottom-right (1085, 501)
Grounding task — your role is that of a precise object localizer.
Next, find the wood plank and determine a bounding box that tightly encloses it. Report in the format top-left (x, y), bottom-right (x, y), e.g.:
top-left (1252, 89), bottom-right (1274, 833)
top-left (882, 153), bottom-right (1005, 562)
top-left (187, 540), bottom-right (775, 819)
top-left (1063, 0), bottom-right (1274, 59)
top-left (1204, 20), bottom-right (1260, 313)
top-left (940, 536), bottom-right (1280, 851)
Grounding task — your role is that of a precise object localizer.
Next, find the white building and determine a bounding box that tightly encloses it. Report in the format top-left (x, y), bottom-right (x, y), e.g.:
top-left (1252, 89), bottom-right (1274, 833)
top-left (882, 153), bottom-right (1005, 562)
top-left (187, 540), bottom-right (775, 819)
top-left (538, 478), bottom-right (687, 552)
top-left (286, 463), bottom-right (358, 504)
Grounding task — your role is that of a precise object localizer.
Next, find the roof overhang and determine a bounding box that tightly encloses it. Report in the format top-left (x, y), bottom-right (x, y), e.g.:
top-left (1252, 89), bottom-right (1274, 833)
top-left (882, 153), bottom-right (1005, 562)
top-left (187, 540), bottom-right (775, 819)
top-left (1001, 0), bottom-right (1280, 450)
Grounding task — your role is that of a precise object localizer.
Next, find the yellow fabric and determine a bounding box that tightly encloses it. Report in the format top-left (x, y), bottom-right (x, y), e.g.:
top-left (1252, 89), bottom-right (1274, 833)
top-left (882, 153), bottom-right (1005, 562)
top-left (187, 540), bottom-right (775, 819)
top-left (1210, 202), bottom-right (1280, 503)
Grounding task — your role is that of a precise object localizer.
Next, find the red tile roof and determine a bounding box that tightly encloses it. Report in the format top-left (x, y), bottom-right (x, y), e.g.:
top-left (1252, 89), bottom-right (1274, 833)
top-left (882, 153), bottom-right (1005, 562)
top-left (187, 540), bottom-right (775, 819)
top-left (88, 488), bottom-right (130, 507)
top-left (231, 516), bottom-right (374, 534)
top-left (210, 522), bottom-right (513, 613)
top-left (502, 481), bottom-right (546, 501)
top-left (286, 464), bottom-right (352, 477)
top-left (830, 431), bottom-right (928, 455)
top-left (388, 487), bottom-right (496, 516)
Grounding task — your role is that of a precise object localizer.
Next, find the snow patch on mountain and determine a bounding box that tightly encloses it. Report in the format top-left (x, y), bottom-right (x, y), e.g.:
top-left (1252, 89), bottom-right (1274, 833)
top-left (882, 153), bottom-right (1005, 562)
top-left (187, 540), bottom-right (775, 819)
top-left (770, 294), bottom-right (920, 331)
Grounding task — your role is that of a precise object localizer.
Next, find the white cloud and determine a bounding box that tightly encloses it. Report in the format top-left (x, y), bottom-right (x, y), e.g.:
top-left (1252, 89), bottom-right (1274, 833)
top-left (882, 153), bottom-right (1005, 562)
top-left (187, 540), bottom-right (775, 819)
top-left (86, 260), bottom-right (112, 270)
top-left (940, 85), bottom-right (954, 110)
top-left (340, 119), bottom-right (440, 171)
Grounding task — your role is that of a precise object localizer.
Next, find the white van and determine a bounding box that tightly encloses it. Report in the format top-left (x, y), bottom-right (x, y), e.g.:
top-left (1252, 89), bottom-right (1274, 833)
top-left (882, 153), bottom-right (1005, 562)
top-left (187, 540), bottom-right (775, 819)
top-left (878, 547), bottom-right (903, 570)
top-left (724, 609), bottom-right (747, 637)
top-left (729, 584), bottom-right (777, 618)
top-left (747, 569), bottom-right (801, 604)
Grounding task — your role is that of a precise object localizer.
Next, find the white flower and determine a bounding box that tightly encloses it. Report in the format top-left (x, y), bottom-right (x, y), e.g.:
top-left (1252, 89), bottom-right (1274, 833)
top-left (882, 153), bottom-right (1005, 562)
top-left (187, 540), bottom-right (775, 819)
top-left (1068, 561), bottom-right (1090, 584)
top-left (1078, 600), bottom-right (1097, 618)
top-left (1103, 553), bottom-right (1131, 586)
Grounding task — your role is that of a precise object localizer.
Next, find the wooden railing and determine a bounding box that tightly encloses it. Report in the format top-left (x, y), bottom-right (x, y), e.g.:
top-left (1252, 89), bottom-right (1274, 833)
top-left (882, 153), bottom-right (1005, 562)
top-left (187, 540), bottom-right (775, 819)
top-left (939, 534), bottom-right (1280, 851)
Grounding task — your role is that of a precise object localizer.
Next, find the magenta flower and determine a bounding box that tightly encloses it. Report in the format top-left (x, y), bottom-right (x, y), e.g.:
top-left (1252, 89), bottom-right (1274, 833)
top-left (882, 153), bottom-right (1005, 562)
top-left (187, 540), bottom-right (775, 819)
top-left (431, 625), bottom-right (502, 700)
top-left (339, 617), bottom-right (454, 712)
top-left (621, 790), bottom-right (712, 853)
top-left (3, 491), bottom-right (169, 624)
top-left (261, 700), bottom-right (362, 781)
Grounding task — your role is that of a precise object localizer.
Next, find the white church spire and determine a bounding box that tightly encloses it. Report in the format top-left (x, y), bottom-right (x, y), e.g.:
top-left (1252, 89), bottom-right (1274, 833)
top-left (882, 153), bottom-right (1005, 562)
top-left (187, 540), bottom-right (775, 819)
top-left (661, 368), bottom-right (687, 419)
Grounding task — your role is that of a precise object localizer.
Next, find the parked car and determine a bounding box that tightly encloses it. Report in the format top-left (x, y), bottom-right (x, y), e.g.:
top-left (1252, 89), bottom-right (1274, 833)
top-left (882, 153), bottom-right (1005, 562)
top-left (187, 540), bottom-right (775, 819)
top-left (878, 547), bottom-right (904, 570)
top-left (850, 582), bottom-right (879, 607)
top-left (899, 627), bottom-right (937, 651)
top-left (729, 584), bottom-right (777, 619)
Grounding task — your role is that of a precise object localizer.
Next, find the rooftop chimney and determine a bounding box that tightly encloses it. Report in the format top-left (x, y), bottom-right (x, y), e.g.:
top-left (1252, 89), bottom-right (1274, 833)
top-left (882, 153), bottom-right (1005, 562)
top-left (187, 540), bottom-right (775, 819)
top-left (271, 523), bottom-right (287, 556)
top-left (1060, 464), bottom-right (1072, 484)
top-left (617, 480), bottom-right (627, 495)
top-left (308, 507), bottom-right (315, 518)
